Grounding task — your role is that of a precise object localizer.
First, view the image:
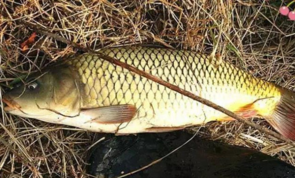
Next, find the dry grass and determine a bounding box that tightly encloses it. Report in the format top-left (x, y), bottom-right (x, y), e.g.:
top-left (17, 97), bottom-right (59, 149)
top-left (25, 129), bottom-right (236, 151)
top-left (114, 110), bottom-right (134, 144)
top-left (1, 0), bottom-right (295, 177)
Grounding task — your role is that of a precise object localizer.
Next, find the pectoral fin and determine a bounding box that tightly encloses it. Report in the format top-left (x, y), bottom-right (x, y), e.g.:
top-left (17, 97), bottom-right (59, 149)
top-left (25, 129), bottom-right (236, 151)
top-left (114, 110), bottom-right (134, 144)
top-left (81, 105), bottom-right (137, 124)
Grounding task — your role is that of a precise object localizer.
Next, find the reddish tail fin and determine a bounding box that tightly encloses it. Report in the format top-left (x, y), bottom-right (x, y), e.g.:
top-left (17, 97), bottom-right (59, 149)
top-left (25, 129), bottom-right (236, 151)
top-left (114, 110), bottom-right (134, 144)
top-left (266, 88), bottom-right (295, 140)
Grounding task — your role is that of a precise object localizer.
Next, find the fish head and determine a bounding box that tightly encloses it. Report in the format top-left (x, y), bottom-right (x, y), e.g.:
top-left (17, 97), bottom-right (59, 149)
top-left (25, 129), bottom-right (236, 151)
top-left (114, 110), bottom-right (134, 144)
top-left (3, 67), bottom-right (81, 120)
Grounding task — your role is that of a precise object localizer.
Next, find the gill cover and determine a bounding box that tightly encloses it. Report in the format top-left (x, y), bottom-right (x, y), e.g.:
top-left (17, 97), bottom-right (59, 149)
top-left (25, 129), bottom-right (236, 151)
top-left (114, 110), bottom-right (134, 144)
top-left (45, 66), bottom-right (82, 117)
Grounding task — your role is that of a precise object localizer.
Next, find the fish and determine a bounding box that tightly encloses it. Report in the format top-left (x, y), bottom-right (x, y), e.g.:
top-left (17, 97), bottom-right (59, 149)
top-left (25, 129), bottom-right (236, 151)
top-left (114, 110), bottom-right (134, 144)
top-left (87, 131), bottom-right (295, 178)
top-left (2, 46), bottom-right (295, 139)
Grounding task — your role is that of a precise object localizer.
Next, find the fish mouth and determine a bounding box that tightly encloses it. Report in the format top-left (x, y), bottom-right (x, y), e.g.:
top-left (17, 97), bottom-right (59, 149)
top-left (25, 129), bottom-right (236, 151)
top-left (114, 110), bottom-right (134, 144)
top-left (2, 96), bottom-right (20, 112)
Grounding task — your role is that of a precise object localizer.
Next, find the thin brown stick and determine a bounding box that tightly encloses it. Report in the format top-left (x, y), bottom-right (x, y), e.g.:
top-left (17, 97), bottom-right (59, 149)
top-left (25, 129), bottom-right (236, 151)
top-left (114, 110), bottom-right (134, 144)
top-left (17, 20), bottom-right (295, 145)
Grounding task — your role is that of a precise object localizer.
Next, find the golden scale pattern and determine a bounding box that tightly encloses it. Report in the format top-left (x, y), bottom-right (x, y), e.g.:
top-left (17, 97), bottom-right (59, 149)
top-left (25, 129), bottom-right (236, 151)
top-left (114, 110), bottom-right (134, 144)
top-left (67, 46), bottom-right (281, 123)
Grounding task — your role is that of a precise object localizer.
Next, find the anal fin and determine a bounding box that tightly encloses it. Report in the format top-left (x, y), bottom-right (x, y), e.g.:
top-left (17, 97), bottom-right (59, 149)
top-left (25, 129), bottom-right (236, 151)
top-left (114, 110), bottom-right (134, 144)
top-left (231, 102), bottom-right (258, 119)
top-left (218, 103), bottom-right (258, 121)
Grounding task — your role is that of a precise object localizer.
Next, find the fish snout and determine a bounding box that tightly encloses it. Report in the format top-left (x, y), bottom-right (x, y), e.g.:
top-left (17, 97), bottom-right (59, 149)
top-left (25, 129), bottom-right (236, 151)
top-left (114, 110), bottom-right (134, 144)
top-left (2, 95), bottom-right (20, 112)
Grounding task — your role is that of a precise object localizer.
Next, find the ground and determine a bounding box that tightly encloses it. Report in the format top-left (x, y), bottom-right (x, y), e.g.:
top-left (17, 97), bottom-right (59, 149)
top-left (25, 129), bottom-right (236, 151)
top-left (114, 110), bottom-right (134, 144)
top-left (1, 0), bottom-right (295, 177)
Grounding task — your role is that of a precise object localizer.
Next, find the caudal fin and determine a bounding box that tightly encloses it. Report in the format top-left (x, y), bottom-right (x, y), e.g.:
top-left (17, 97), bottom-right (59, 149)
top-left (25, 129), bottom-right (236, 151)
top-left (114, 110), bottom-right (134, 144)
top-left (266, 88), bottom-right (295, 140)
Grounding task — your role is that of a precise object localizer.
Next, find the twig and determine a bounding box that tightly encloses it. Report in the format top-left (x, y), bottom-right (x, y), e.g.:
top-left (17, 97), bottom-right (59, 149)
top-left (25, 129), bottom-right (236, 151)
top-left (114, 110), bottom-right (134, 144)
top-left (16, 19), bottom-right (295, 146)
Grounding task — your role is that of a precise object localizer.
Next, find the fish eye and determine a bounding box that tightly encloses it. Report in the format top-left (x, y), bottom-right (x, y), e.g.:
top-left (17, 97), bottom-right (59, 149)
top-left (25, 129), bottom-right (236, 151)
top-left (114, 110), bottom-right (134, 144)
top-left (27, 82), bottom-right (39, 90)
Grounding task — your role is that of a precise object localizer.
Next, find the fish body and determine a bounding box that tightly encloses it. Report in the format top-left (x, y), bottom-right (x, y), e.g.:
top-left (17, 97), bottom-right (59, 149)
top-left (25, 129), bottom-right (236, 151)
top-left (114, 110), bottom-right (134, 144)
top-left (3, 46), bottom-right (295, 139)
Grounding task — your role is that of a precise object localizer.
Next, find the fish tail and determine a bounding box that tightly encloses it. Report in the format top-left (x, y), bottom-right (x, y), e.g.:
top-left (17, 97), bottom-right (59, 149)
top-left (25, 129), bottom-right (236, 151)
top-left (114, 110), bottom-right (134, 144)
top-left (266, 88), bottom-right (295, 140)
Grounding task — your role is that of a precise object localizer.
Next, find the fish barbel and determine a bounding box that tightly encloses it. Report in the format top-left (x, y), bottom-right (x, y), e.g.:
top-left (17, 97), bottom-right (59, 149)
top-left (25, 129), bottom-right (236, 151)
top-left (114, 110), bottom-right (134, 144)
top-left (3, 46), bottom-right (295, 139)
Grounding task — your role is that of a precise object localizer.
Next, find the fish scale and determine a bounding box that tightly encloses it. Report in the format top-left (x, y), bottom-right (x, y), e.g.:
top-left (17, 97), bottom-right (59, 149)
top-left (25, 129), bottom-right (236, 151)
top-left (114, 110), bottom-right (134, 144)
top-left (67, 46), bottom-right (281, 129)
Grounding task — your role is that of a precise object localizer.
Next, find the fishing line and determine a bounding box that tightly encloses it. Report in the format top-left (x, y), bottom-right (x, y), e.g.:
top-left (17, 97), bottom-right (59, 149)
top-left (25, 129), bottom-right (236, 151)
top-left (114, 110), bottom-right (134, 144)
top-left (13, 72), bottom-right (48, 99)
top-left (35, 78), bottom-right (82, 118)
top-left (36, 103), bottom-right (80, 118)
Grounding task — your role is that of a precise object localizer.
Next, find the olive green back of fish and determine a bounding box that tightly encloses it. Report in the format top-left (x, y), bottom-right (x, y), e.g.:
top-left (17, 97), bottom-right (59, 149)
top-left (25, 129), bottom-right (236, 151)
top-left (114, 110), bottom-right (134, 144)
top-left (67, 46), bottom-right (281, 127)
